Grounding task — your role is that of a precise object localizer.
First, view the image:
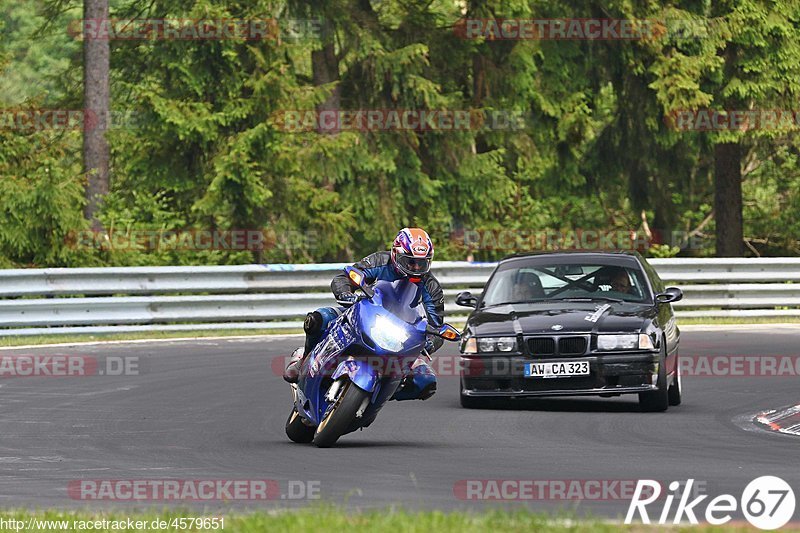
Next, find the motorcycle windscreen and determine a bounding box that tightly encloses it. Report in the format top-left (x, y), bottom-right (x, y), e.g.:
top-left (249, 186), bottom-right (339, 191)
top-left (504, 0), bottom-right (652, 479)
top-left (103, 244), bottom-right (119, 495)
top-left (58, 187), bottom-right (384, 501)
top-left (371, 280), bottom-right (425, 324)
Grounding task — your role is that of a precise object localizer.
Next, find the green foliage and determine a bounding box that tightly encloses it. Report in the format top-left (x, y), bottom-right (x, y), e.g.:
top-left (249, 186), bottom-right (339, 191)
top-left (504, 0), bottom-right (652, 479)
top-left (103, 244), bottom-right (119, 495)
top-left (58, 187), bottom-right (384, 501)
top-left (0, 1), bottom-right (80, 106)
top-left (647, 244), bottom-right (681, 258)
top-left (0, 127), bottom-right (90, 266)
top-left (0, 507), bottom-right (636, 533)
top-left (1, 0), bottom-right (799, 267)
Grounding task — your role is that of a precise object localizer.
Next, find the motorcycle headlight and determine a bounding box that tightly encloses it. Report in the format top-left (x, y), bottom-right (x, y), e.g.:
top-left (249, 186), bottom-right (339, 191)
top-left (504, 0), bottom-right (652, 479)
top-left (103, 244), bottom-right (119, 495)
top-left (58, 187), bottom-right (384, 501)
top-left (476, 337), bottom-right (517, 353)
top-left (369, 314), bottom-right (409, 352)
top-left (596, 334), bottom-right (653, 351)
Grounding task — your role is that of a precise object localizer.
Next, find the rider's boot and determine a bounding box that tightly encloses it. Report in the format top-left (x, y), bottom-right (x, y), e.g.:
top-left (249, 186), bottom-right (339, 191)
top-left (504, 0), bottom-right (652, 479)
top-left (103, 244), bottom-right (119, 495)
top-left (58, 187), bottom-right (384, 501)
top-left (391, 353), bottom-right (437, 401)
top-left (283, 311), bottom-right (325, 383)
top-left (283, 347), bottom-right (304, 383)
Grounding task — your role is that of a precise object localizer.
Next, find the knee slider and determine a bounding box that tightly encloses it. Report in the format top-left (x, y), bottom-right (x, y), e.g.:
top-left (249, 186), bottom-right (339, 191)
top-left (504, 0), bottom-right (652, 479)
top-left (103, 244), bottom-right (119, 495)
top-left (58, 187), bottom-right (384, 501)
top-left (303, 311), bottom-right (324, 335)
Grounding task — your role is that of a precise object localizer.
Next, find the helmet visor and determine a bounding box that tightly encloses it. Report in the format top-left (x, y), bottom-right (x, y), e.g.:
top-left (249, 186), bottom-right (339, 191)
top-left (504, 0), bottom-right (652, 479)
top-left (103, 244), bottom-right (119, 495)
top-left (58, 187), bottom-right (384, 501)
top-left (396, 254), bottom-right (431, 275)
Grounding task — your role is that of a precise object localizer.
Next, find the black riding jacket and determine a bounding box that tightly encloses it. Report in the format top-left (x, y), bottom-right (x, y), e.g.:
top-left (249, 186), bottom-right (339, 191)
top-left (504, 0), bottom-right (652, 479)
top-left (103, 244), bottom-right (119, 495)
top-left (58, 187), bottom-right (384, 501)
top-left (331, 251), bottom-right (445, 353)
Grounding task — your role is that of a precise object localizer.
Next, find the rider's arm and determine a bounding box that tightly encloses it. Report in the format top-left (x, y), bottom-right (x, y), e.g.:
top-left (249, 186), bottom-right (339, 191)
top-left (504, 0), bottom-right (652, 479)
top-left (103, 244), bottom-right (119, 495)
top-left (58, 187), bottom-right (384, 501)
top-left (330, 252), bottom-right (386, 300)
top-left (420, 274), bottom-right (446, 353)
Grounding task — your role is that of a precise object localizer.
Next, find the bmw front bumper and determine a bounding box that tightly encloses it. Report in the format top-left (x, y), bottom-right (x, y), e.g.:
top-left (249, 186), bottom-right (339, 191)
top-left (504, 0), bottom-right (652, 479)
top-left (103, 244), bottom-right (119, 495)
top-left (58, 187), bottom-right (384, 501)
top-left (459, 352), bottom-right (660, 398)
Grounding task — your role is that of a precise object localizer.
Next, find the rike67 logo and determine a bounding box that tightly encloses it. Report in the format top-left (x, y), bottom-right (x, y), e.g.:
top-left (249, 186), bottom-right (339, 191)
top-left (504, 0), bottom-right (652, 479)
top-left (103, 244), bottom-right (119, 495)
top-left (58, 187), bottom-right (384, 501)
top-left (626, 476), bottom-right (796, 530)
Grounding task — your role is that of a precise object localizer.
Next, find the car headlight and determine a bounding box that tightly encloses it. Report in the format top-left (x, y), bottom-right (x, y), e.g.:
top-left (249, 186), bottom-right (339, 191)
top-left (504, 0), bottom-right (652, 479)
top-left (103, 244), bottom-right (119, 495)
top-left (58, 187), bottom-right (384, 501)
top-left (463, 337), bottom-right (477, 354)
top-left (596, 334), bottom-right (655, 351)
top-left (476, 337), bottom-right (517, 353)
top-left (638, 333), bottom-right (655, 350)
top-left (369, 314), bottom-right (409, 352)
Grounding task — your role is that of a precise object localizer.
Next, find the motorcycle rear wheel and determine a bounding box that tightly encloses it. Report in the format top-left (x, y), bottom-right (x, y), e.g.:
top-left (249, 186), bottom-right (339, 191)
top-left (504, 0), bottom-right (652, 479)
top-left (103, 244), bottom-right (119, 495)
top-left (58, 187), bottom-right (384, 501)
top-left (285, 408), bottom-right (315, 443)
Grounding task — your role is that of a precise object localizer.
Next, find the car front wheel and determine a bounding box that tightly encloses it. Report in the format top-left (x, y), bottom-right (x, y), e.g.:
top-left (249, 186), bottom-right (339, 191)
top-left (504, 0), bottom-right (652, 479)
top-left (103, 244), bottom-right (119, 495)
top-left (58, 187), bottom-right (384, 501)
top-left (639, 344), bottom-right (669, 412)
top-left (668, 353), bottom-right (682, 406)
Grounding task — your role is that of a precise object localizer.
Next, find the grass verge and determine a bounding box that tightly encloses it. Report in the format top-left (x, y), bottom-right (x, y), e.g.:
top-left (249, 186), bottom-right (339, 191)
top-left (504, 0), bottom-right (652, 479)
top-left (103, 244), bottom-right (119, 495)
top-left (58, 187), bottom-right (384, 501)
top-left (676, 316), bottom-right (800, 325)
top-left (0, 329), bottom-right (304, 348)
top-left (0, 508), bottom-right (786, 533)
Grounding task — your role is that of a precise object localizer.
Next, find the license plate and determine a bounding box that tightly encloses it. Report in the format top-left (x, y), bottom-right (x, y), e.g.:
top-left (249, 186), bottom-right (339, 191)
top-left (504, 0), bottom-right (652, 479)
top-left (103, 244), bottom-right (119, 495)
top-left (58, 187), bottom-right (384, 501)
top-left (524, 361), bottom-right (590, 378)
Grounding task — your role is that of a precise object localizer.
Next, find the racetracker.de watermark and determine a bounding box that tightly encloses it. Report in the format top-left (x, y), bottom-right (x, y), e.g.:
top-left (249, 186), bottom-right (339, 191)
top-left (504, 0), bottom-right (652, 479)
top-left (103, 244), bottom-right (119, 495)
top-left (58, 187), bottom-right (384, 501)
top-left (1, 517), bottom-right (224, 532)
top-left (270, 109), bottom-right (527, 133)
top-left (66, 228), bottom-right (319, 252)
top-left (68, 18), bottom-right (321, 41)
top-left (0, 109), bottom-right (142, 132)
top-left (0, 355), bottom-right (139, 378)
top-left (453, 229), bottom-right (654, 252)
top-left (666, 109), bottom-right (800, 132)
top-left (454, 18), bottom-right (710, 41)
top-left (454, 479), bottom-right (707, 501)
top-left (680, 356), bottom-right (800, 378)
top-left (272, 354), bottom-right (492, 379)
top-left (273, 355), bottom-right (800, 380)
top-left (67, 479), bottom-right (320, 500)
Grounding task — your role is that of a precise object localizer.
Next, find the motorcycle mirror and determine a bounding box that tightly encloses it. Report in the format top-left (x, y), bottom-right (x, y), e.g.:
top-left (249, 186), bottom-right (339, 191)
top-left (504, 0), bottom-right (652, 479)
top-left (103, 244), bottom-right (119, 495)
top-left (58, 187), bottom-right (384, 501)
top-left (426, 323), bottom-right (462, 341)
top-left (345, 266), bottom-right (374, 298)
top-left (346, 266), bottom-right (365, 286)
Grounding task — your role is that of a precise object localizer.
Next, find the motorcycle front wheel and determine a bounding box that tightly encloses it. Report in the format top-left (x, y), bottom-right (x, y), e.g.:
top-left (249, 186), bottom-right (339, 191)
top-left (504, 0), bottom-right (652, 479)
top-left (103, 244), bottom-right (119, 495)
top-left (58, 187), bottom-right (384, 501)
top-left (313, 380), bottom-right (370, 448)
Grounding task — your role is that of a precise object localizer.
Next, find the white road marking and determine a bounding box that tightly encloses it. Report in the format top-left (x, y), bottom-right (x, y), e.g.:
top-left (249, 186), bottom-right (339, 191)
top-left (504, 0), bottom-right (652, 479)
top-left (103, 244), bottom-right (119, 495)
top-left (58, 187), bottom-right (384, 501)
top-left (0, 334), bottom-right (302, 351)
top-left (4, 325), bottom-right (797, 353)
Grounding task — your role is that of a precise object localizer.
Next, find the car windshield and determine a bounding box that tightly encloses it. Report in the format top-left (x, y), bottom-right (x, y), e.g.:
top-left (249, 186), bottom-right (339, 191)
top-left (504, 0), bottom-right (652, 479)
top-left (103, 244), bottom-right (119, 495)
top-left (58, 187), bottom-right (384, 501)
top-left (481, 262), bottom-right (650, 306)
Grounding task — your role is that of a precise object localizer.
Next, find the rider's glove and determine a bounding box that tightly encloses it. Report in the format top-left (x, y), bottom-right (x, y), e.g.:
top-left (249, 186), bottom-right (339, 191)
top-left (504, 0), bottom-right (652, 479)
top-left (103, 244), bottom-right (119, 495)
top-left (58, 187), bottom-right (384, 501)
top-left (423, 338), bottom-right (435, 355)
top-left (336, 292), bottom-right (358, 307)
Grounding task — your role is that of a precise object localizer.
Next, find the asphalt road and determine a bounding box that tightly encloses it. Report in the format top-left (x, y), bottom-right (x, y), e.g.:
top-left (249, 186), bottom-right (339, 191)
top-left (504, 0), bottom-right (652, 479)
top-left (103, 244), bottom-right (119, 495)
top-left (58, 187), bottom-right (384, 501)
top-left (1, 327), bottom-right (798, 521)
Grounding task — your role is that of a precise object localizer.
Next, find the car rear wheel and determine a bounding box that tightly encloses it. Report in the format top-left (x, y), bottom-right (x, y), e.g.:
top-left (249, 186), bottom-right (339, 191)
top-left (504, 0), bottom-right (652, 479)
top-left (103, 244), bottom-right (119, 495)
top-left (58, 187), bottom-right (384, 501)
top-left (639, 344), bottom-right (669, 412)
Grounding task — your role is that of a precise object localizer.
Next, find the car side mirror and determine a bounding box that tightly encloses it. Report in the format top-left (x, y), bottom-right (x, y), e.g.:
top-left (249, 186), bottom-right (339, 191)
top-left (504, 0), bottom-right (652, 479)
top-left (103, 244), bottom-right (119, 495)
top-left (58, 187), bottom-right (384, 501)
top-left (455, 291), bottom-right (478, 308)
top-left (655, 287), bottom-right (683, 304)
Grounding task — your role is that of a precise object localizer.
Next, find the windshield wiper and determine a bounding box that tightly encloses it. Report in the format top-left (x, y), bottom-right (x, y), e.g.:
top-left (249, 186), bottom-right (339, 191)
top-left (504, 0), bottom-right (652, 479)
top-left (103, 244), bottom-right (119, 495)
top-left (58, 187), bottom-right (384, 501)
top-left (480, 298), bottom-right (551, 308)
top-left (559, 296), bottom-right (624, 304)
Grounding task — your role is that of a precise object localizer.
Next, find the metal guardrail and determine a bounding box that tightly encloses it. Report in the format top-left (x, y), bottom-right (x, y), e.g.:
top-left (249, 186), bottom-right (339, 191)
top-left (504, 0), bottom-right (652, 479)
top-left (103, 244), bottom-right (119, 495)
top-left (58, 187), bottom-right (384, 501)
top-left (0, 263), bottom-right (496, 297)
top-left (1, 259), bottom-right (799, 336)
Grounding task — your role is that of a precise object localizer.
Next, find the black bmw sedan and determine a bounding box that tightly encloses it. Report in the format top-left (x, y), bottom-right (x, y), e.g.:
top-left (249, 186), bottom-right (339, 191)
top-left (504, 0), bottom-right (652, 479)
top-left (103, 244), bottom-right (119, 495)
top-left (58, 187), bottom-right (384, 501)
top-left (456, 251), bottom-right (683, 411)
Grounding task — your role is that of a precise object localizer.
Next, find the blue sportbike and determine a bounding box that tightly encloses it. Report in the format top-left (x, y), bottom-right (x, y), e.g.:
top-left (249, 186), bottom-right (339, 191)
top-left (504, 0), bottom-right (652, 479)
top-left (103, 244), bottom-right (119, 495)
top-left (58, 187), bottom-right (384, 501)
top-left (285, 266), bottom-right (461, 447)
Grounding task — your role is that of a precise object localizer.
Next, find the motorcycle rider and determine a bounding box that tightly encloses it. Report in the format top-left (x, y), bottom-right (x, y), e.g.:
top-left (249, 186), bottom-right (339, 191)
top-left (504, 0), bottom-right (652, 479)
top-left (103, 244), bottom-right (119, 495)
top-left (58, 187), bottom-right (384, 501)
top-left (283, 228), bottom-right (444, 401)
